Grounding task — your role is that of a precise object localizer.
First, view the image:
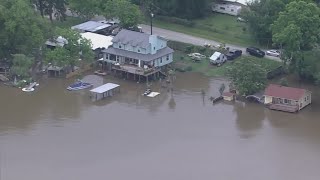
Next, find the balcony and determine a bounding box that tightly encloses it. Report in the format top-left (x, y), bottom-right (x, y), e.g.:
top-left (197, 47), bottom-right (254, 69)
top-left (112, 63), bottom-right (160, 76)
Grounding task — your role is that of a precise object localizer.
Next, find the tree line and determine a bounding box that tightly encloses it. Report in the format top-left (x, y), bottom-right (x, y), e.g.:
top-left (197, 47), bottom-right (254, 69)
top-left (242, 0), bottom-right (320, 85)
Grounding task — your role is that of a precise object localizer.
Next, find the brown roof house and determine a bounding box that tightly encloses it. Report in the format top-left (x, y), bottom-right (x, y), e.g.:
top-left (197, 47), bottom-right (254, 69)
top-left (263, 84), bottom-right (312, 113)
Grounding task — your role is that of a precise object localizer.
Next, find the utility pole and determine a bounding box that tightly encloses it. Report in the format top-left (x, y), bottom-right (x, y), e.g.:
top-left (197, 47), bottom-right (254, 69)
top-left (150, 12), bottom-right (154, 35)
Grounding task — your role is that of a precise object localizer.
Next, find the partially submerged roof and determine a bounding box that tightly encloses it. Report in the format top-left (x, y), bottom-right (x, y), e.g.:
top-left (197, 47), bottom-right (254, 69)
top-left (90, 83), bottom-right (120, 94)
top-left (264, 84), bottom-right (308, 100)
top-left (71, 21), bottom-right (111, 32)
top-left (112, 29), bottom-right (151, 49)
top-left (80, 32), bottom-right (113, 50)
top-left (102, 46), bottom-right (174, 62)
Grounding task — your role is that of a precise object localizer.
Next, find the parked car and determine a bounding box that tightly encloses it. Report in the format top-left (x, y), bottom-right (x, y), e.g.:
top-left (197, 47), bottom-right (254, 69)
top-left (266, 49), bottom-right (281, 57)
top-left (210, 51), bottom-right (227, 65)
top-left (246, 47), bottom-right (265, 58)
top-left (226, 49), bottom-right (242, 60)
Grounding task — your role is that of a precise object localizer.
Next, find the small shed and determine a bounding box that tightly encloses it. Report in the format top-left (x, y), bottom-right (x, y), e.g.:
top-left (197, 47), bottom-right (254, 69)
top-left (90, 83), bottom-right (120, 101)
top-left (222, 92), bottom-right (236, 101)
top-left (47, 65), bottom-right (64, 77)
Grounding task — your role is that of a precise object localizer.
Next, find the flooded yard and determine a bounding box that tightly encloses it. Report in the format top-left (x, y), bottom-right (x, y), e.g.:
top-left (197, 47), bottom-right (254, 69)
top-left (1, 73), bottom-right (320, 180)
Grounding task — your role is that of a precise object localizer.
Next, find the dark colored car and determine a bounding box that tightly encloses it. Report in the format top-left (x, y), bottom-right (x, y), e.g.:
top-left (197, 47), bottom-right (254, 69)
top-left (246, 47), bottom-right (265, 58)
top-left (226, 49), bottom-right (242, 60)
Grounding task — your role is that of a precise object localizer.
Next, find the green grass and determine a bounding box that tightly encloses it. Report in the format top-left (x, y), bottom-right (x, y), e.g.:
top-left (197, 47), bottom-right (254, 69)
top-left (173, 51), bottom-right (281, 77)
top-left (52, 17), bottom-right (85, 28)
top-left (152, 14), bottom-right (257, 47)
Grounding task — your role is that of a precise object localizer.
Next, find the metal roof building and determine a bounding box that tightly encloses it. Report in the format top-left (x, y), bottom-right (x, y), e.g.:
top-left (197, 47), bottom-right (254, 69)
top-left (71, 21), bottom-right (111, 33)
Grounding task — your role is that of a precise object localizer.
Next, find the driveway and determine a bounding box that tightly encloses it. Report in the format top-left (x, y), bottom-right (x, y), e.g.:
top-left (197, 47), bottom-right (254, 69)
top-left (139, 24), bottom-right (281, 62)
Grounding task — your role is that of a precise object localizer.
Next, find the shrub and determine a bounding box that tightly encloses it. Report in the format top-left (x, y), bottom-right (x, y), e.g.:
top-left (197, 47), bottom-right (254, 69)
top-left (185, 46), bottom-right (194, 53)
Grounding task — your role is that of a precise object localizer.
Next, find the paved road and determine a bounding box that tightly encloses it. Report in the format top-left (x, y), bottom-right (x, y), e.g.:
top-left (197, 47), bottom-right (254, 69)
top-left (140, 24), bottom-right (281, 62)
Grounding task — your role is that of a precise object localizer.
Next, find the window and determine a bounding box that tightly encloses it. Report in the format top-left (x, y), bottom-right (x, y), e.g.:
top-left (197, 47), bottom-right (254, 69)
top-left (166, 55), bottom-right (169, 61)
top-left (138, 49), bottom-right (140, 52)
top-left (220, 7), bottom-right (225, 10)
top-left (160, 58), bottom-right (162, 63)
top-left (231, 9), bottom-right (234, 12)
top-left (284, 99), bottom-right (291, 104)
top-left (154, 47), bottom-right (156, 50)
top-left (119, 45), bottom-right (122, 48)
top-left (305, 97), bottom-right (307, 102)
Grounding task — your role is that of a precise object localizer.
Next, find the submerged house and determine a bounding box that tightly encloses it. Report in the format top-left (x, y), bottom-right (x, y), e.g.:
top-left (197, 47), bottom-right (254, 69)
top-left (102, 29), bottom-right (174, 81)
top-left (263, 84), bottom-right (312, 113)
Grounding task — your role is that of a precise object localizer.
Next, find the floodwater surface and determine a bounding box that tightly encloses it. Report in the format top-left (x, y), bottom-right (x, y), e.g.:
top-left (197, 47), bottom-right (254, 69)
top-left (1, 73), bottom-right (320, 180)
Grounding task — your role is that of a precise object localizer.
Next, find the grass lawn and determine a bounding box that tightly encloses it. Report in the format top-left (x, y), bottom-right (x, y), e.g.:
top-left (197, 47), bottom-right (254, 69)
top-left (152, 14), bottom-right (257, 47)
top-left (173, 51), bottom-right (281, 77)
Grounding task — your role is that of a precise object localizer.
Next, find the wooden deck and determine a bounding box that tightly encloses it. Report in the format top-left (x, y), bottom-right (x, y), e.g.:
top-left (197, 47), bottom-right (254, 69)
top-left (268, 104), bottom-right (299, 113)
top-left (112, 64), bottom-right (160, 76)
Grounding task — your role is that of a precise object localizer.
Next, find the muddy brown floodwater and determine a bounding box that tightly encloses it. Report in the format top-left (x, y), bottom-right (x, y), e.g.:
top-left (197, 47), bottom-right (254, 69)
top-left (1, 72), bottom-right (320, 180)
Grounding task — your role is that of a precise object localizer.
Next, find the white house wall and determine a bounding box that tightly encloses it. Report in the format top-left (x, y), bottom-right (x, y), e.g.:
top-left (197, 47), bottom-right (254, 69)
top-left (153, 53), bottom-right (173, 67)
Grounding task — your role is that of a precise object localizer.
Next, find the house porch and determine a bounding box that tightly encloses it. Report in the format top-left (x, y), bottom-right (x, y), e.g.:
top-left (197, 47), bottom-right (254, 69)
top-left (268, 104), bottom-right (299, 113)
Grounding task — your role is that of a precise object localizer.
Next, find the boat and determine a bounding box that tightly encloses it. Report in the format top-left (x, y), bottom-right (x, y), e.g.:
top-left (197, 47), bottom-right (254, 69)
top-left (142, 88), bottom-right (152, 96)
top-left (94, 70), bottom-right (107, 76)
top-left (22, 82), bottom-right (37, 92)
top-left (67, 80), bottom-right (93, 91)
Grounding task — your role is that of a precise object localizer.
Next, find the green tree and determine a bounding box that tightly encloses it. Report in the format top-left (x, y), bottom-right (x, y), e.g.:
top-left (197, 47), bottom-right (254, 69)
top-left (45, 47), bottom-right (70, 67)
top-left (272, 0), bottom-right (320, 76)
top-left (11, 54), bottom-right (33, 78)
top-left (227, 58), bottom-right (267, 95)
top-left (68, 0), bottom-right (104, 19)
top-left (104, 0), bottom-right (142, 28)
top-left (45, 28), bottom-right (94, 69)
top-left (0, 0), bottom-right (50, 59)
top-left (33, 0), bottom-right (68, 21)
top-left (242, 0), bottom-right (294, 45)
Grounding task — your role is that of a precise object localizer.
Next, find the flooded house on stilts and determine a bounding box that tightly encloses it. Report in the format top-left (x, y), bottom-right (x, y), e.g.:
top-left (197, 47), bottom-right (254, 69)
top-left (101, 29), bottom-right (174, 82)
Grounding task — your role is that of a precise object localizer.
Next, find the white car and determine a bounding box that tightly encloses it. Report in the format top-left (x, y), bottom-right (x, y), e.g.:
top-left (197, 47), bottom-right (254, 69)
top-left (266, 50), bottom-right (281, 57)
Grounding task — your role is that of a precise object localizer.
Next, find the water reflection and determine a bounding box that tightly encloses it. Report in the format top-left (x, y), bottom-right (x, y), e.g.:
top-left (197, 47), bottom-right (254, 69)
top-left (233, 101), bottom-right (265, 138)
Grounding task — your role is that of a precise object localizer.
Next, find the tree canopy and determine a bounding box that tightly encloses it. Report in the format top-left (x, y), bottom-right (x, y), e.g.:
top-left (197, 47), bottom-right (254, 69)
top-left (33, 0), bottom-right (68, 21)
top-left (11, 54), bottom-right (33, 78)
top-left (45, 28), bottom-right (94, 68)
top-left (227, 58), bottom-right (267, 95)
top-left (104, 0), bottom-right (142, 28)
top-left (0, 0), bottom-right (50, 59)
top-left (68, 0), bottom-right (103, 19)
top-left (272, 1), bottom-right (320, 51)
